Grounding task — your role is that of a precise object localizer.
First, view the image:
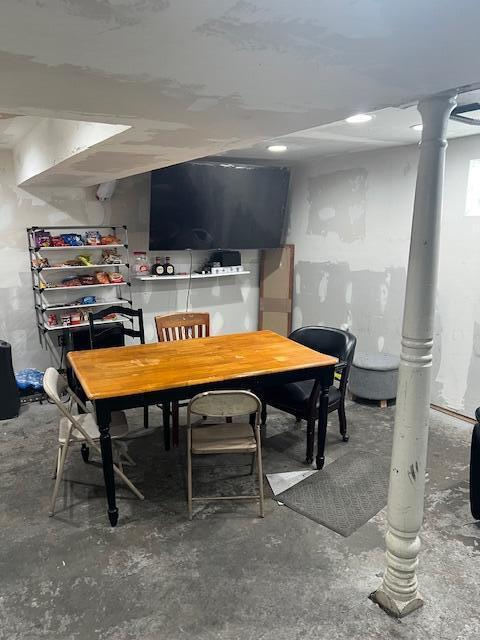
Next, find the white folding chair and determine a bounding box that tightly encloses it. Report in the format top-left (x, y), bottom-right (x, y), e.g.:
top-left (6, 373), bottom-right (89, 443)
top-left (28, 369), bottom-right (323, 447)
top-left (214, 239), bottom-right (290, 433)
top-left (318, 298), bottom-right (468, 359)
top-left (43, 367), bottom-right (144, 516)
top-left (187, 390), bottom-right (265, 519)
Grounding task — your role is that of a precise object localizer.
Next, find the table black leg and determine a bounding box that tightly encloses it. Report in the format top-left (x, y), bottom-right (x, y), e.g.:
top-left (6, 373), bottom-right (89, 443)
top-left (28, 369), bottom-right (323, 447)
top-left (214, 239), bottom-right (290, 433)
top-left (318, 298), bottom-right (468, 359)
top-left (163, 402), bottom-right (171, 451)
top-left (316, 384), bottom-right (329, 470)
top-left (95, 401), bottom-right (118, 527)
top-left (305, 417), bottom-right (315, 465)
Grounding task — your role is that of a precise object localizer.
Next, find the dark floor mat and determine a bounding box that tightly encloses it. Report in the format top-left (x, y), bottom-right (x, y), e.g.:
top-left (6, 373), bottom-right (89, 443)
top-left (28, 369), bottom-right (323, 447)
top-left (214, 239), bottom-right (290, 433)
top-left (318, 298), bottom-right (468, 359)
top-left (277, 450), bottom-right (389, 536)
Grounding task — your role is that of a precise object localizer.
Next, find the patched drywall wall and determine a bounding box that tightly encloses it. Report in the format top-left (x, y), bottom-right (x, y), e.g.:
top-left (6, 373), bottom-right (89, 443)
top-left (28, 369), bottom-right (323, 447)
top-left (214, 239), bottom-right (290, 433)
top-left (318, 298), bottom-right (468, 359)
top-left (0, 150), bottom-right (259, 372)
top-left (287, 135), bottom-right (480, 416)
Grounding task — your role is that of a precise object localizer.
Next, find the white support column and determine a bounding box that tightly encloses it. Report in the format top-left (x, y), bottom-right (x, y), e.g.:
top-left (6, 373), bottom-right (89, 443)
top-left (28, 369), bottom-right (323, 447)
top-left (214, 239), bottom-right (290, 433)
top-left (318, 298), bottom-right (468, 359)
top-left (370, 92), bottom-right (457, 618)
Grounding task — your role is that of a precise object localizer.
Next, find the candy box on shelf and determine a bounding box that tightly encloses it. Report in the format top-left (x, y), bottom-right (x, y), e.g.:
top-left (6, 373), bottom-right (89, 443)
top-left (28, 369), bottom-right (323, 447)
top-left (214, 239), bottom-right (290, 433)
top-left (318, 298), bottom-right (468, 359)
top-left (33, 230), bottom-right (51, 248)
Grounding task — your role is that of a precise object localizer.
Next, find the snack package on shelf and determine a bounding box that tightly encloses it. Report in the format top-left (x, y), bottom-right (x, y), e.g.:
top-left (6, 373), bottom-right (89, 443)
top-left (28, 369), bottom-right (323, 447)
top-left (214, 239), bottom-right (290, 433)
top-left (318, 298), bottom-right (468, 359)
top-left (60, 313), bottom-right (71, 326)
top-left (32, 257), bottom-right (50, 268)
top-left (108, 272), bottom-right (124, 283)
top-left (77, 254), bottom-right (94, 266)
top-left (76, 296), bottom-right (96, 304)
top-left (100, 234), bottom-right (122, 245)
top-left (60, 233), bottom-right (84, 246)
top-left (47, 313), bottom-right (58, 327)
top-left (84, 231), bottom-right (101, 245)
top-left (101, 248), bottom-right (122, 264)
top-left (70, 311), bottom-right (82, 325)
top-left (61, 276), bottom-right (82, 287)
top-left (95, 271), bottom-right (110, 284)
top-left (50, 236), bottom-right (67, 247)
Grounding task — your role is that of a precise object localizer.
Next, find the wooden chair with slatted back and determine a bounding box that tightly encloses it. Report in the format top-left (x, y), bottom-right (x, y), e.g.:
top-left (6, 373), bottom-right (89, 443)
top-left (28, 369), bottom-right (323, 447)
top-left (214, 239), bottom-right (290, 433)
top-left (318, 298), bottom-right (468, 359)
top-left (155, 312), bottom-right (211, 446)
top-left (155, 312), bottom-right (210, 343)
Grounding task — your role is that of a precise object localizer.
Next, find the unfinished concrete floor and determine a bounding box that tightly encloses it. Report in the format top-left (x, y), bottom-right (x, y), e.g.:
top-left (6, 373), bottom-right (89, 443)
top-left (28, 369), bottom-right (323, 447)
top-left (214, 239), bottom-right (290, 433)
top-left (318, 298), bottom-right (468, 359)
top-left (0, 398), bottom-right (479, 640)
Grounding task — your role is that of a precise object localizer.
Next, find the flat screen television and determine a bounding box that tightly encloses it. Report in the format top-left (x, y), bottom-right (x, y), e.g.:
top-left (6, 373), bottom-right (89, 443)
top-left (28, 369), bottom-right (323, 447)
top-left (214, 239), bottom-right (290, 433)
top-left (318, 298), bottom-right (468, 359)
top-left (149, 161), bottom-right (290, 250)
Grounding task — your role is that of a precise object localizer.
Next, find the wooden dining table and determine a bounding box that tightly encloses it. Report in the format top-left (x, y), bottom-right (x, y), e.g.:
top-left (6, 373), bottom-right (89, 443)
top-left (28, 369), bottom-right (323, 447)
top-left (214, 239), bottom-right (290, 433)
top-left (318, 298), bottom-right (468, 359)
top-left (67, 329), bottom-right (337, 526)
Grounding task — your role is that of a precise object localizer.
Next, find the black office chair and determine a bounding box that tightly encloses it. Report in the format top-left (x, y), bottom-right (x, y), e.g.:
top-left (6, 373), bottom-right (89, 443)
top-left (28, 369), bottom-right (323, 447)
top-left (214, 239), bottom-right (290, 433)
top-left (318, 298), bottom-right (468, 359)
top-left (88, 306), bottom-right (149, 430)
top-left (470, 407), bottom-right (480, 520)
top-left (260, 325), bottom-right (357, 464)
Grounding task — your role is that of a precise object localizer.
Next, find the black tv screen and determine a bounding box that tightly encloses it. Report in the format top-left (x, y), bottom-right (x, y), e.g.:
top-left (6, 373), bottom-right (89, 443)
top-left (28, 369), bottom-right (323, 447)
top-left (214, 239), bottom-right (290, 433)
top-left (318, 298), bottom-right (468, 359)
top-left (149, 161), bottom-right (290, 250)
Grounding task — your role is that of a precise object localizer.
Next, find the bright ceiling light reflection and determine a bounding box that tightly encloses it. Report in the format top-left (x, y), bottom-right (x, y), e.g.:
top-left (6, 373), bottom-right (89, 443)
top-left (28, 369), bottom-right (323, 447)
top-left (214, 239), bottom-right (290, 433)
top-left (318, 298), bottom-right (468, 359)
top-left (345, 113), bottom-right (373, 124)
top-left (267, 144), bottom-right (287, 153)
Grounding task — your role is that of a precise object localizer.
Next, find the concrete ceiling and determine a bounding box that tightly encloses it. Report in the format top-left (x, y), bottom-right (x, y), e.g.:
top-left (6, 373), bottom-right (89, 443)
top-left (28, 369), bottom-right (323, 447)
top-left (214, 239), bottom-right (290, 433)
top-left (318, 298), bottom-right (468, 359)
top-left (2, 1), bottom-right (480, 185)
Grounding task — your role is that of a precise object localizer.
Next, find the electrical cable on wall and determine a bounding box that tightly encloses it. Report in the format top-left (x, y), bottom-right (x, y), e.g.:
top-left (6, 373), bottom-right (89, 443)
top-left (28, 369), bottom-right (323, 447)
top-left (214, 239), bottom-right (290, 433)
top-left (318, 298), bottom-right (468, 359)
top-left (185, 249), bottom-right (193, 312)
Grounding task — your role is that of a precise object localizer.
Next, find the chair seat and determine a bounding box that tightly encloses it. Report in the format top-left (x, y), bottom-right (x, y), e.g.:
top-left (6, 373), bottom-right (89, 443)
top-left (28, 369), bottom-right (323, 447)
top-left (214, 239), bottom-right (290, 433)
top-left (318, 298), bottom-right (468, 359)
top-left (191, 423), bottom-right (257, 454)
top-left (59, 411), bottom-right (128, 444)
top-left (263, 381), bottom-right (341, 416)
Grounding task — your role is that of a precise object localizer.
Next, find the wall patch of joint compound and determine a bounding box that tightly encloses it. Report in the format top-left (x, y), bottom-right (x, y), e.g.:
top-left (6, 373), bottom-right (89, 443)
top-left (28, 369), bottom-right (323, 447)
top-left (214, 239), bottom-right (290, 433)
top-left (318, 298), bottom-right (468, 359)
top-left (306, 169), bottom-right (368, 243)
top-left (294, 260), bottom-right (406, 355)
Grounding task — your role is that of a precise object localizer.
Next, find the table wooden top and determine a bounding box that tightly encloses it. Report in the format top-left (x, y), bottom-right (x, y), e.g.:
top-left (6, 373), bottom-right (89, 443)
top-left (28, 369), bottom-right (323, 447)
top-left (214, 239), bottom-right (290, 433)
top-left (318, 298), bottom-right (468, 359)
top-left (67, 330), bottom-right (337, 400)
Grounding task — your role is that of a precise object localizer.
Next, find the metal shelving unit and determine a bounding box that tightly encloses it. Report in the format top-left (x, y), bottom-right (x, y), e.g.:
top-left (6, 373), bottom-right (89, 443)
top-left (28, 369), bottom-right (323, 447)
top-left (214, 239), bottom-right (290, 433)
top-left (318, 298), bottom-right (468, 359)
top-left (27, 225), bottom-right (132, 359)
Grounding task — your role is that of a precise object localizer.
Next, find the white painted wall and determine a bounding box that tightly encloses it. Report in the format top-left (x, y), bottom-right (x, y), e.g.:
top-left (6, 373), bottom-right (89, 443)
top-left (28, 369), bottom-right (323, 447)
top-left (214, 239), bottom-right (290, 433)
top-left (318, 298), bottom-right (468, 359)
top-left (287, 134), bottom-right (480, 416)
top-left (0, 150), bottom-right (259, 373)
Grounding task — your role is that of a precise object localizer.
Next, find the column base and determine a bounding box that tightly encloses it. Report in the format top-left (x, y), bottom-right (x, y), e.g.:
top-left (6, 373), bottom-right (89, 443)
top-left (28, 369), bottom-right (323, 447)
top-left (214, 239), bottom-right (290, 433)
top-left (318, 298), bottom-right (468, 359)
top-left (369, 587), bottom-right (424, 618)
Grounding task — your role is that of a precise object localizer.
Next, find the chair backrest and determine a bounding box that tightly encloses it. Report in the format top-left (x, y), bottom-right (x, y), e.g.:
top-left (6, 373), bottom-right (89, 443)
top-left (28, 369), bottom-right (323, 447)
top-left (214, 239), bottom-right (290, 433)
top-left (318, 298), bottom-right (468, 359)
top-left (43, 367), bottom-right (68, 406)
top-left (155, 312), bottom-right (210, 343)
top-left (188, 390), bottom-right (261, 422)
top-left (89, 306), bottom-right (145, 349)
top-left (289, 326), bottom-right (357, 394)
top-left (43, 367), bottom-right (90, 439)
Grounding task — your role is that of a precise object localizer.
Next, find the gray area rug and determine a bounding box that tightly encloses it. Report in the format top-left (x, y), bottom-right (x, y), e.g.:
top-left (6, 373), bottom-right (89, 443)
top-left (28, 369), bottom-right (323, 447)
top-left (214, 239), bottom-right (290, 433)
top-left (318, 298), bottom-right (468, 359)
top-left (277, 450), bottom-right (390, 537)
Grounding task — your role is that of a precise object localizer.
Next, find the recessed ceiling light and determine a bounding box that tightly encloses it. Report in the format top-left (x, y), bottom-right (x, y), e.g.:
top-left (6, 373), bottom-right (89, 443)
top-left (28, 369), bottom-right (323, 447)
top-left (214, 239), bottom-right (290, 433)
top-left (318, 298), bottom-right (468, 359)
top-left (410, 123), bottom-right (423, 132)
top-left (345, 113), bottom-right (373, 124)
top-left (267, 144), bottom-right (287, 153)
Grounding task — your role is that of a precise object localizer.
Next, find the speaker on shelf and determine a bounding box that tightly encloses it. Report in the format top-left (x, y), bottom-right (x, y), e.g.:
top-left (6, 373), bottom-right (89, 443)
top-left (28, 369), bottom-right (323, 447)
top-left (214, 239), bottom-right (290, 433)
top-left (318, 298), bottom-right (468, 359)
top-left (0, 341), bottom-right (20, 420)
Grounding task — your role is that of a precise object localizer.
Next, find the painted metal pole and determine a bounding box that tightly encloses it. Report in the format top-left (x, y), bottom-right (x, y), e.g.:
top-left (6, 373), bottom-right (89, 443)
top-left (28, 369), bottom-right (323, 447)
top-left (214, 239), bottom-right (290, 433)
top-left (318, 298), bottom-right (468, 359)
top-left (371, 92), bottom-right (457, 618)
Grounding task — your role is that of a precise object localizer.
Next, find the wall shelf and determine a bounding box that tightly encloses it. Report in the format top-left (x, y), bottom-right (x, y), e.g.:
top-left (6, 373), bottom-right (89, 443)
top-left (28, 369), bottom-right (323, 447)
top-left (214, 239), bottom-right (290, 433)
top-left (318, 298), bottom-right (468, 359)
top-left (136, 271), bottom-right (251, 282)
